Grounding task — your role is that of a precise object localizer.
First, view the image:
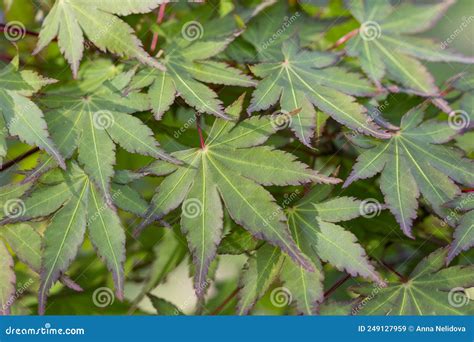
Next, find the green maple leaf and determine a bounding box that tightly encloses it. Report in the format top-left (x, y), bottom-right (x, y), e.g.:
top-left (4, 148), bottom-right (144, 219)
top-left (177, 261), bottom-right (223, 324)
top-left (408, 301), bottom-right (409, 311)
top-left (248, 38), bottom-right (390, 146)
top-left (452, 73), bottom-right (474, 131)
top-left (129, 38), bottom-right (256, 120)
top-left (0, 222), bottom-right (84, 312)
top-left (345, 106), bottom-right (474, 237)
top-left (236, 3), bottom-right (345, 63)
top-left (136, 94), bottom-right (340, 296)
top-left (0, 57), bottom-right (65, 168)
top-left (346, 0), bottom-right (474, 95)
top-left (6, 163), bottom-right (132, 314)
top-left (352, 248), bottom-right (474, 315)
top-left (0, 239), bottom-right (15, 315)
top-left (39, 66), bottom-right (177, 201)
top-left (33, 0), bottom-right (165, 77)
top-left (444, 193), bottom-right (474, 264)
top-left (148, 294), bottom-right (184, 315)
top-left (237, 184), bottom-right (384, 315)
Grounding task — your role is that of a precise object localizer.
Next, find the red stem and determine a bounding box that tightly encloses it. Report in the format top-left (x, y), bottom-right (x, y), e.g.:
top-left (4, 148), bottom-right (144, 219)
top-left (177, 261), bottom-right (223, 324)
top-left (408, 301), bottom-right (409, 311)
top-left (196, 114), bottom-right (206, 149)
top-left (324, 274), bottom-right (351, 299)
top-left (150, 3), bottom-right (167, 52)
top-left (329, 28), bottom-right (359, 50)
top-left (211, 287), bottom-right (240, 315)
top-left (0, 147), bottom-right (39, 172)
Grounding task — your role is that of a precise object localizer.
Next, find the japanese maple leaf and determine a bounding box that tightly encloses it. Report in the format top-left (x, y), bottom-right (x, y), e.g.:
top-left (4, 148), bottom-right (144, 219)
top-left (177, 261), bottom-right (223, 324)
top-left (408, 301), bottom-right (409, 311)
top-left (0, 57), bottom-right (64, 168)
top-left (0, 222), bottom-right (85, 314)
top-left (452, 73), bottom-right (474, 130)
top-left (352, 249), bottom-right (474, 315)
top-left (129, 38), bottom-right (256, 120)
top-left (135, 94), bottom-right (340, 296)
top-left (39, 66), bottom-right (177, 201)
top-left (33, 0), bottom-right (165, 77)
top-left (248, 38), bottom-right (390, 146)
top-left (344, 106), bottom-right (474, 237)
top-left (346, 0), bottom-right (474, 95)
top-left (444, 193), bottom-right (474, 264)
top-left (3, 162), bottom-right (147, 314)
top-left (237, 185), bottom-right (384, 315)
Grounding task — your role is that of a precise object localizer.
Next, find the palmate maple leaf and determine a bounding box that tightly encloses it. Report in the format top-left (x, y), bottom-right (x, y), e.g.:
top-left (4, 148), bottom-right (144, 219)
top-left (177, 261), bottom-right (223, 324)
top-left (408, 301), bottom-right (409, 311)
top-left (0, 222), bottom-right (86, 314)
top-left (346, 0), bottom-right (474, 95)
top-left (135, 94), bottom-right (340, 296)
top-left (352, 248), bottom-right (474, 315)
top-left (0, 57), bottom-right (64, 168)
top-left (452, 73), bottom-right (474, 130)
top-left (129, 38), bottom-right (256, 121)
top-left (248, 38), bottom-right (390, 146)
top-left (236, 185), bottom-right (384, 315)
top-left (2, 163), bottom-right (147, 314)
top-left (33, 0), bottom-right (165, 77)
top-left (38, 65), bottom-right (177, 202)
top-left (444, 193), bottom-right (474, 264)
top-left (344, 106), bottom-right (474, 237)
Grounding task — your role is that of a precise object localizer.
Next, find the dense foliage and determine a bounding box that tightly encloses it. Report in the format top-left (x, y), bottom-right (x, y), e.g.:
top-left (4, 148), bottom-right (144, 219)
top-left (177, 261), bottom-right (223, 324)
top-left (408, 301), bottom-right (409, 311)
top-left (0, 0), bottom-right (473, 316)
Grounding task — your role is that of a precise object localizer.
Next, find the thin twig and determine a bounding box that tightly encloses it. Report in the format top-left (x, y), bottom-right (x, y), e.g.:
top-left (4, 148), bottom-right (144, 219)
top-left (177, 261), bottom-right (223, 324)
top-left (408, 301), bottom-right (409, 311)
top-left (150, 3), bottom-right (167, 52)
top-left (196, 114), bottom-right (206, 149)
top-left (0, 23), bottom-right (40, 37)
top-left (324, 274), bottom-right (351, 299)
top-left (329, 28), bottom-right (359, 50)
top-left (380, 261), bottom-right (406, 282)
top-left (211, 287), bottom-right (240, 315)
top-left (0, 147), bottom-right (39, 172)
